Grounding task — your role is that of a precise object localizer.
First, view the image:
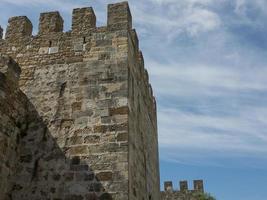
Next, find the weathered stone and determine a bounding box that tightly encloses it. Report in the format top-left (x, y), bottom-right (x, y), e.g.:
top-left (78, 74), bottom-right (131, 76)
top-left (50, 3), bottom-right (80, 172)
top-left (76, 172), bottom-right (94, 181)
top-left (72, 7), bottom-right (96, 34)
top-left (64, 172), bottom-right (74, 181)
top-left (109, 106), bottom-right (128, 116)
top-left (5, 16), bottom-right (32, 40)
top-left (85, 193), bottom-right (98, 200)
top-left (49, 46), bottom-right (59, 54)
top-left (67, 136), bottom-right (83, 146)
top-left (70, 164), bottom-right (89, 171)
top-left (99, 193), bottom-right (112, 200)
top-left (116, 132), bottom-right (128, 142)
top-left (161, 180), bottom-right (206, 200)
top-left (96, 171), bottom-right (113, 181)
top-left (69, 146), bottom-right (88, 155)
top-left (65, 194), bottom-right (83, 200)
top-left (39, 11), bottom-right (63, 34)
top-left (0, 2), bottom-right (163, 200)
top-left (84, 135), bottom-right (100, 144)
top-left (20, 154), bottom-right (32, 163)
top-left (52, 173), bottom-right (61, 181)
top-left (71, 156), bottom-right (80, 165)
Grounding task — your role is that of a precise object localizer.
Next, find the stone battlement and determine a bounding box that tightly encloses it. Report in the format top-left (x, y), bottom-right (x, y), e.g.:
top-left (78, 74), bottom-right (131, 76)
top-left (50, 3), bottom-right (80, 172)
top-left (0, 2), bottom-right (155, 110)
top-left (1, 2), bottom-right (131, 39)
top-left (0, 2), bottom-right (160, 199)
top-left (164, 180), bottom-right (204, 193)
top-left (161, 180), bottom-right (205, 200)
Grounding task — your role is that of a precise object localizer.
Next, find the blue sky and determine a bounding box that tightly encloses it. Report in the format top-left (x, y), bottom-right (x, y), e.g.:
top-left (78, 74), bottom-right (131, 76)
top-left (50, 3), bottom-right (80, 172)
top-left (1, 0), bottom-right (267, 199)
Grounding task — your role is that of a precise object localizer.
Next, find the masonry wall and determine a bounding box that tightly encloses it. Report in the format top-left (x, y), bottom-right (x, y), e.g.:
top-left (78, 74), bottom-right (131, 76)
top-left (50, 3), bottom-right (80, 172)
top-left (0, 2), bottom-right (159, 200)
top-left (0, 55), bottom-right (28, 200)
top-left (128, 30), bottom-right (160, 200)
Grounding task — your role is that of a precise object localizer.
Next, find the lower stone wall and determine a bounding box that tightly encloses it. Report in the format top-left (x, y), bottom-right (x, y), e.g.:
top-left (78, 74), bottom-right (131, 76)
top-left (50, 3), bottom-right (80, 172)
top-left (0, 55), bottom-right (28, 199)
top-left (161, 191), bottom-right (203, 200)
top-left (0, 55), bottom-right (129, 200)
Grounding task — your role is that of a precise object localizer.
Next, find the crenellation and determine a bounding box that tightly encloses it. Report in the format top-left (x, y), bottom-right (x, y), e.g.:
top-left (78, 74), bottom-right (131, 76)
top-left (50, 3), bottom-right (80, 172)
top-left (5, 16), bottom-right (32, 40)
top-left (161, 180), bottom-right (206, 200)
top-left (194, 180), bottom-right (204, 192)
top-left (72, 7), bottom-right (96, 34)
top-left (38, 11), bottom-right (64, 34)
top-left (164, 181), bottom-right (173, 192)
top-left (107, 1), bottom-right (132, 31)
top-left (0, 2), bottom-right (161, 200)
top-left (180, 180), bottom-right (188, 192)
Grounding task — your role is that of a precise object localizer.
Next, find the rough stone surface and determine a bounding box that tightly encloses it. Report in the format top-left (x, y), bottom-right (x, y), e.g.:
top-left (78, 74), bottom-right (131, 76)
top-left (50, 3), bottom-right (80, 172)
top-left (0, 26), bottom-right (3, 39)
top-left (5, 16), bottom-right (32, 40)
top-left (0, 2), bottom-right (161, 200)
top-left (39, 11), bottom-right (64, 34)
top-left (161, 180), bottom-right (205, 200)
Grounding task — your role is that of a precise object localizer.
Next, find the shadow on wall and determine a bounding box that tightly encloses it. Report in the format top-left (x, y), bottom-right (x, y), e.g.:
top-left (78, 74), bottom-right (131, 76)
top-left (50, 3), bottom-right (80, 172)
top-left (0, 55), bottom-right (112, 200)
top-left (14, 102), bottom-right (113, 200)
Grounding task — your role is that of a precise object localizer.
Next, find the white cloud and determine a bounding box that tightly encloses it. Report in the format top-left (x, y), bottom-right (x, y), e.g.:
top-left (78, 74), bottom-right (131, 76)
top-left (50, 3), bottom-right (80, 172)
top-left (130, 0), bottom-right (221, 41)
top-left (183, 8), bottom-right (221, 36)
top-left (158, 106), bottom-right (267, 168)
top-left (234, 0), bottom-right (267, 16)
top-left (147, 60), bottom-right (267, 100)
top-left (1, 0), bottom-right (267, 169)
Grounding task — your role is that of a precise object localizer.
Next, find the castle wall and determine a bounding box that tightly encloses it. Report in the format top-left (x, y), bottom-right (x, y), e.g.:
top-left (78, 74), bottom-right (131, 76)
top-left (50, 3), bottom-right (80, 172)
top-left (0, 55), bottom-right (28, 200)
top-left (0, 2), bottom-right (159, 200)
top-left (161, 180), bottom-right (204, 200)
top-left (127, 29), bottom-right (160, 200)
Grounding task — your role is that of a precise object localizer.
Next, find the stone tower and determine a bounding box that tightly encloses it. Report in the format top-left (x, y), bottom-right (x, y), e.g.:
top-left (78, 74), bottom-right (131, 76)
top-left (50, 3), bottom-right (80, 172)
top-left (0, 2), bottom-right (160, 200)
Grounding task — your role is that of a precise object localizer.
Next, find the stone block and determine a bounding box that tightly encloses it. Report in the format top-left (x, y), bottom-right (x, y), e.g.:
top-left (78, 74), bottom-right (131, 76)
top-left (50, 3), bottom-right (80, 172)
top-left (69, 146), bottom-right (89, 155)
top-left (72, 7), bottom-right (96, 34)
top-left (96, 171), bottom-right (113, 181)
top-left (5, 16), bottom-right (32, 40)
top-left (49, 46), bottom-right (59, 54)
top-left (84, 135), bottom-right (100, 144)
top-left (109, 106), bottom-right (128, 116)
top-left (0, 54), bottom-right (21, 84)
top-left (164, 181), bottom-right (173, 192)
top-left (116, 132), bottom-right (128, 142)
top-left (194, 180), bottom-right (204, 192)
top-left (39, 11), bottom-right (63, 34)
top-left (107, 2), bottom-right (132, 31)
top-left (180, 180), bottom-right (188, 192)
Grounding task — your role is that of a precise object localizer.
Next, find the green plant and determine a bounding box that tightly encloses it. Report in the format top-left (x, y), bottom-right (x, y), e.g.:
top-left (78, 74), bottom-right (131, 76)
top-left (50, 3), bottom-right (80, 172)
top-left (193, 192), bottom-right (216, 200)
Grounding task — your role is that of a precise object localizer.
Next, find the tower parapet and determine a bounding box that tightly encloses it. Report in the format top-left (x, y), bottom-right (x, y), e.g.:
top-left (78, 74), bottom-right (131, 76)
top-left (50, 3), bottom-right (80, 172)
top-left (164, 181), bottom-right (173, 192)
top-left (162, 180), bottom-right (205, 200)
top-left (0, 2), bottom-right (159, 200)
top-left (107, 1), bottom-right (132, 31)
top-left (38, 11), bottom-right (64, 34)
top-left (72, 7), bottom-right (96, 34)
top-left (194, 180), bottom-right (204, 192)
top-left (0, 2), bottom-right (155, 105)
top-left (180, 180), bottom-right (188, 192)
top-left (5, 16), bottom-right (32, 40)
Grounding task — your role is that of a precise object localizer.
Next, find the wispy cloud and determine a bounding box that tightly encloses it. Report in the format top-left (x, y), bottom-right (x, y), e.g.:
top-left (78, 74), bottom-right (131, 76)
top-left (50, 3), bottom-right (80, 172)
top-left (1, 0), bottom-right (267, 169)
